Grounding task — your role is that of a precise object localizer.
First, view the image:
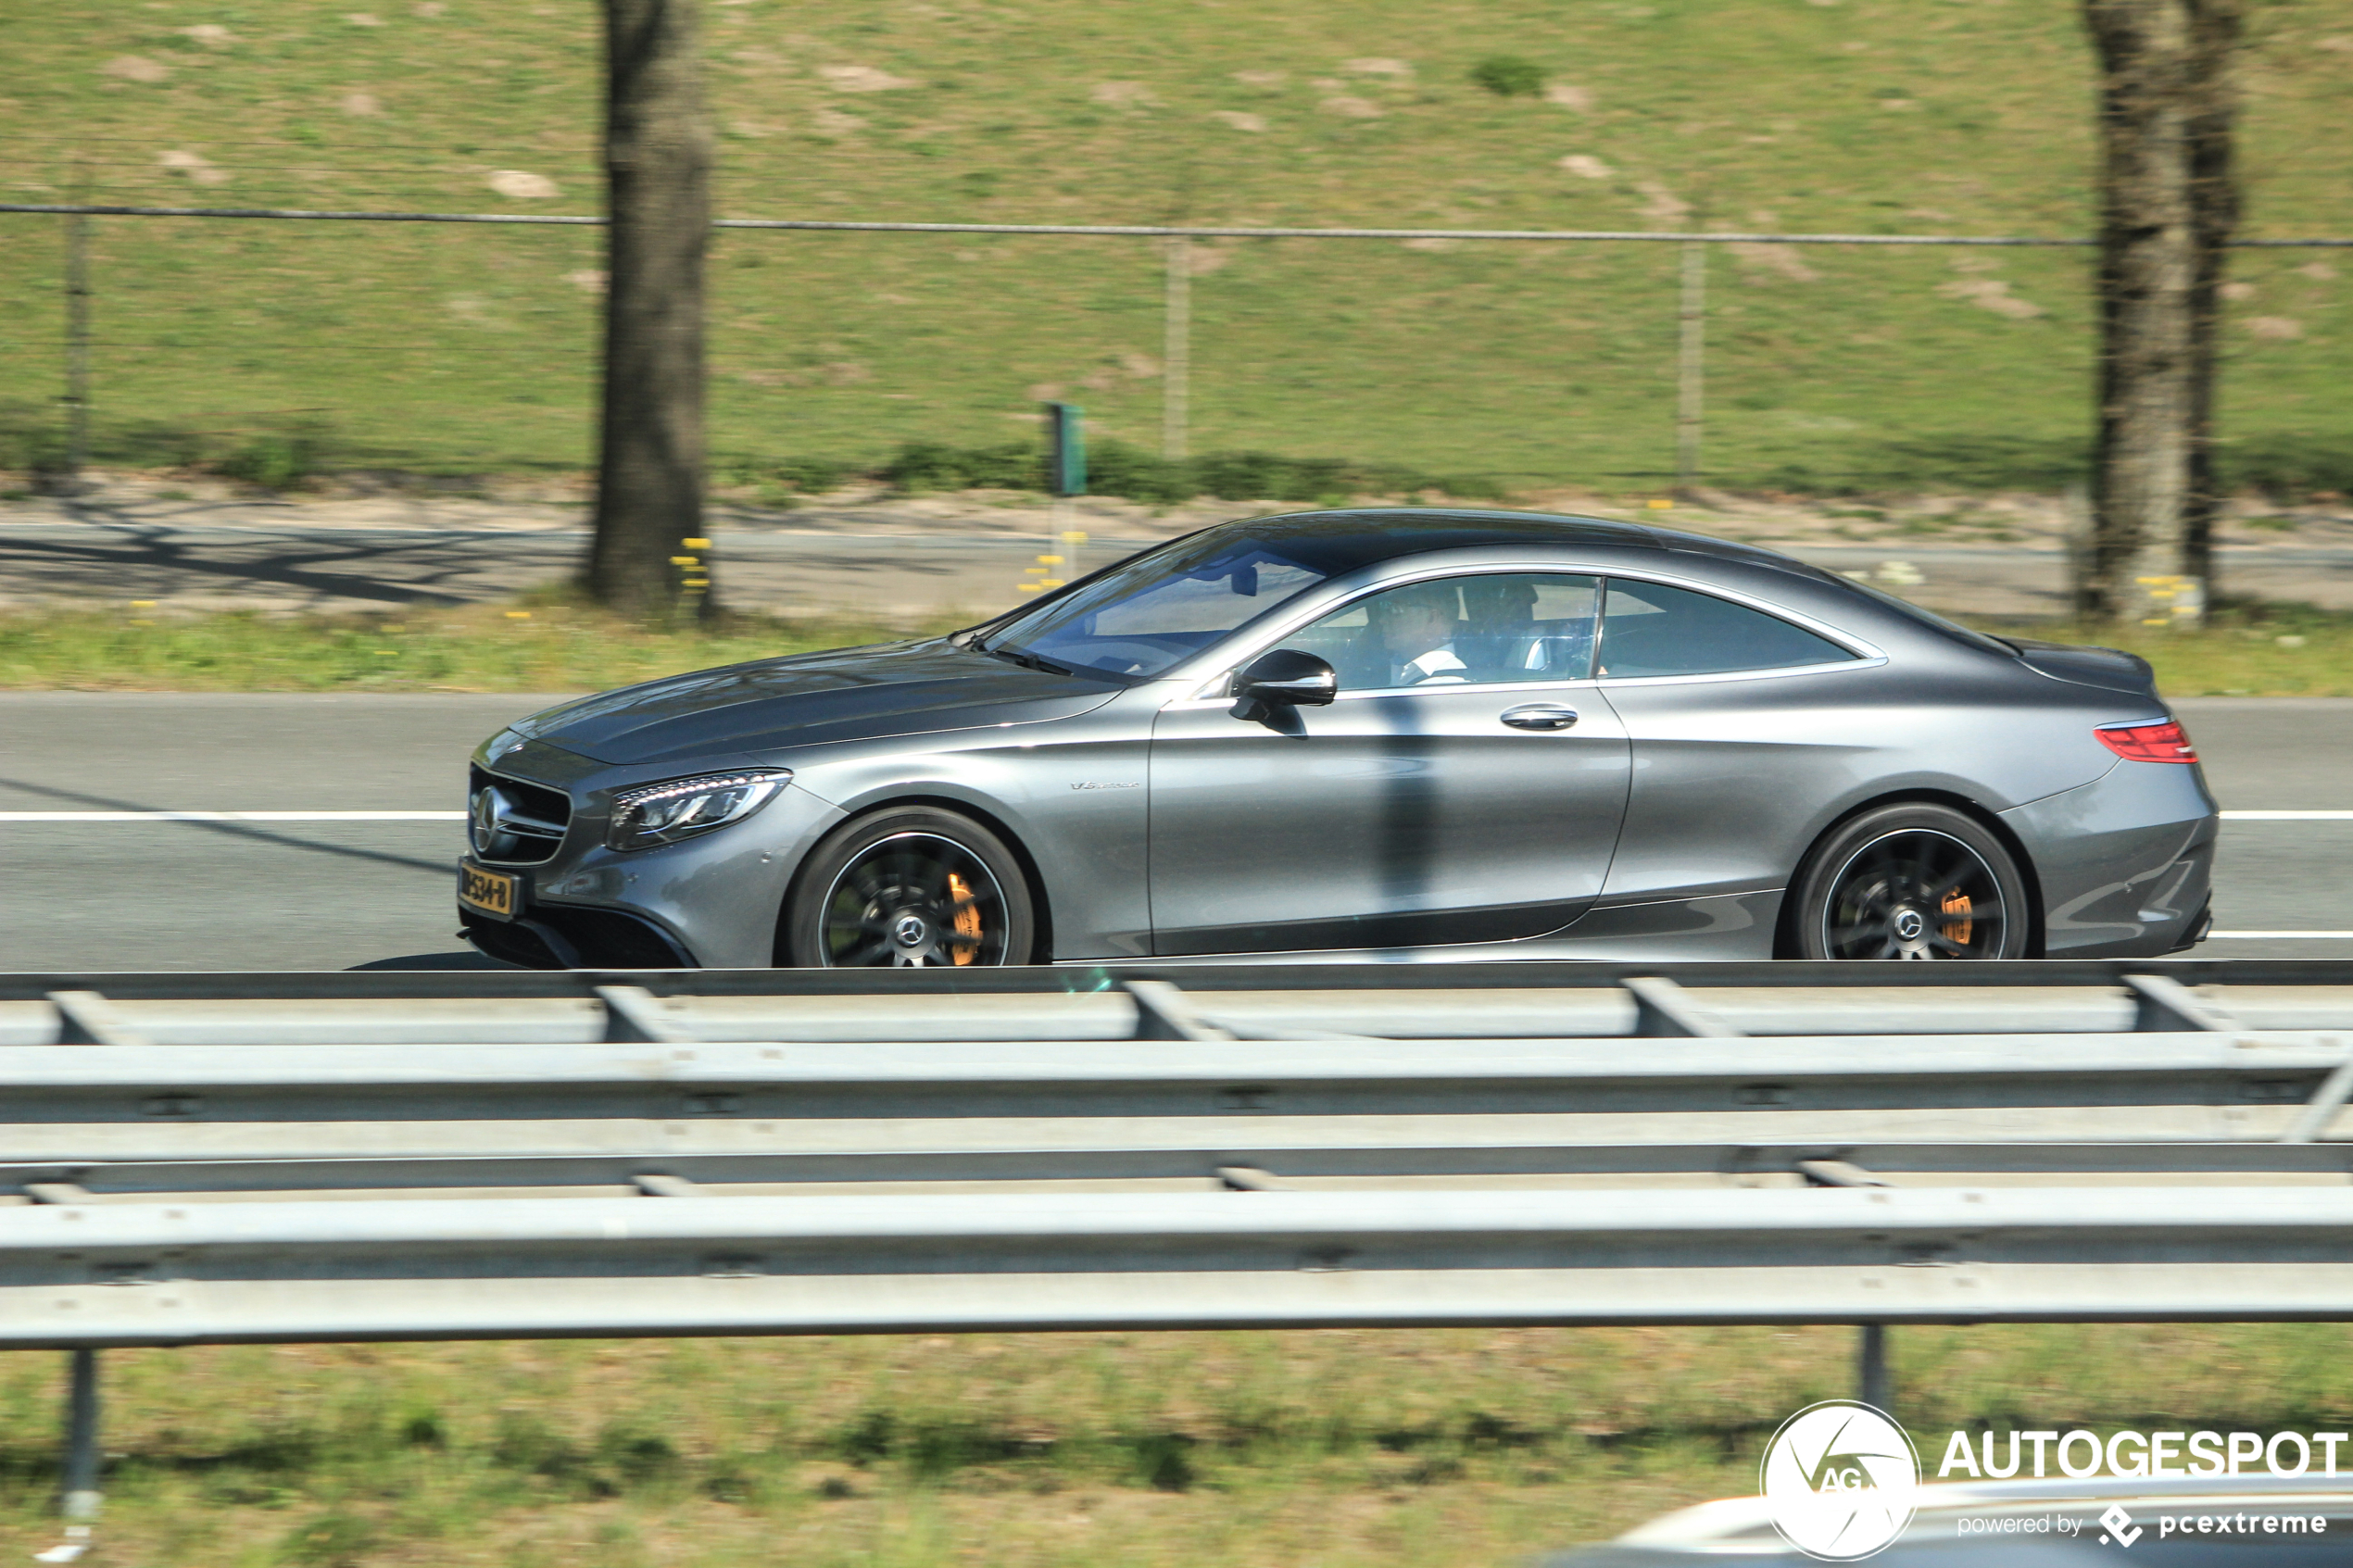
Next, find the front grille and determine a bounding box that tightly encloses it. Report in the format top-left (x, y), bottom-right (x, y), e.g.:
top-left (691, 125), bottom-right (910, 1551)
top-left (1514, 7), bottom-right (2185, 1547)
top-left (469, 766), bottom-right (573, 865)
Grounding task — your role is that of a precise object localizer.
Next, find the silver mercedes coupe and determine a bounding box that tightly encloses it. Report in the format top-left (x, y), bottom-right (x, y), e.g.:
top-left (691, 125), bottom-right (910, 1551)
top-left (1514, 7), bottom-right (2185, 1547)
top-left (457, 509), bottom-right (2216, 969)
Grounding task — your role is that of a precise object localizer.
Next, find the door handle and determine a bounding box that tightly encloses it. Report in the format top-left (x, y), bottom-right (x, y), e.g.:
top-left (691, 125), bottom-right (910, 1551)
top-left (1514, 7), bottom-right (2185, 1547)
top-left (1500, 704), bottom-right (1579, 732)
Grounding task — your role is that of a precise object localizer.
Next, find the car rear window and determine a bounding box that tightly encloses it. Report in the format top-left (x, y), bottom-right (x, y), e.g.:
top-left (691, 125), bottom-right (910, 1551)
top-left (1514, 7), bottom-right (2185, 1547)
top-left (1596, 581), bottom-right (1857, 678)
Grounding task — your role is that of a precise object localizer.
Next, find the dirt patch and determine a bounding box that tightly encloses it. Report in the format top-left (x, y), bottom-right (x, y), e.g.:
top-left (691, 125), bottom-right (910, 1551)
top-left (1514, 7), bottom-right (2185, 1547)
top-left (485, 169), bottom-right (560, 199)
top-left (180, 24), bottom-right (235, 46)
top-left (1090, 81), bottom-right (1160, 107)
top-left (1545, 83), bottom-right (1593, 109)
top-left (102, 56), bottom-right (170, 83)
top-left (1342, 57), bottom-right (1413, 77)
top-left (1319, 94), bottom-right (1381, 118)
top-left (1557, 155), bottom-right (1613, 180)
top-left (1729, 241), bottom-right (1819, 283)
top-left (340, 91), bottom-right (382, 116)
top-left (2247, 317), bottom-right (2304, 340)
top-left (1936, 277), bottom-right (2044, 320)
top-left (820, 64), bottom-right (915, 92)
top-left (1212, 110), bottom-right (1267, 132)
top-left (1635, 182), bottom-right (1690, 226)
top-left (158, 149), bottom-right (228, 186)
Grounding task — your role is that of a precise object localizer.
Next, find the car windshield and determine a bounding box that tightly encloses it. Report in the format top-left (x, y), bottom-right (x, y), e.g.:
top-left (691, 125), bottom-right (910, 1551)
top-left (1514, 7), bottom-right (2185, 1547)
top-left (979, 529), bottom-right (1335, 679)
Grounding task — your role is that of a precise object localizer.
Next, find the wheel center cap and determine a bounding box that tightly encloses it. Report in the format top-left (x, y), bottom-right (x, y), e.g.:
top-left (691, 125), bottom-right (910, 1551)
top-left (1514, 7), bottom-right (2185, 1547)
top-left (891, 913), bottom-right (929, 948)
top-left (1891, 909), bottom-right (1926, 942)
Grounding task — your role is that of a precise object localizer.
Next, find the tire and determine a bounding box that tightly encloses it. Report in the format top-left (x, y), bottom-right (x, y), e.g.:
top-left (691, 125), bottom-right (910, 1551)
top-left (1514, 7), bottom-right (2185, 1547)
top-left (1791, 803), bottom-right (2031, 961)
top-left (782, 807), bottom-right (1037, 968)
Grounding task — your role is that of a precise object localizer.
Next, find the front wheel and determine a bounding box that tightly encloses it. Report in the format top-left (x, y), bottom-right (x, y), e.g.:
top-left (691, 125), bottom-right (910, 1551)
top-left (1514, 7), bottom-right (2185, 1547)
top-left (781, 807), bottom-right (1037, 967)
top-left (1791, 804), bottom-right (2030, 960)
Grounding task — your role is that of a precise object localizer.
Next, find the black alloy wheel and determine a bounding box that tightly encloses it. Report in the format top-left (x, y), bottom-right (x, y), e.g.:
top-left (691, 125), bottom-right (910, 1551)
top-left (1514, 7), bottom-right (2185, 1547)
top-left (782, 808), bottom-right (1035, 967)
top-left (1793, 803), bottom-right (2030, 960)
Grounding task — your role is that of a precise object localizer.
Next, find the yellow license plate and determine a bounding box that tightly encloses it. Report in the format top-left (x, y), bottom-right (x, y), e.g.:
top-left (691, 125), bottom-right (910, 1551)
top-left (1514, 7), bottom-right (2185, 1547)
top-left (458, 863), bottom-right (521, 920)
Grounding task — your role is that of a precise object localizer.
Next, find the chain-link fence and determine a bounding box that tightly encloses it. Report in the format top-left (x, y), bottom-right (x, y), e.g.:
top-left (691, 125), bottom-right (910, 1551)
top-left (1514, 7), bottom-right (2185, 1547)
top-left (3, 198), bottom-right (2348, 500)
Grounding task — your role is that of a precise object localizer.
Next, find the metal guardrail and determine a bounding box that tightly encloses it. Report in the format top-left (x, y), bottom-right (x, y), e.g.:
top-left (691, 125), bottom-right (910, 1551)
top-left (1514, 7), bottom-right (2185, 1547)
top-left (9, 963), bottom-right (2353, 1548)
top-left (9, 960), bottom-right (2353, 1041)
top-left (12, 1186), bottom-right (2353, 1348)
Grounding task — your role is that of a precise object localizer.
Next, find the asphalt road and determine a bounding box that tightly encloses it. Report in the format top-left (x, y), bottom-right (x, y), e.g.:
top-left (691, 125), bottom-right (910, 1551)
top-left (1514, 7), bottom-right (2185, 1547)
top-left (0, 693), bottom-right (2342, 972)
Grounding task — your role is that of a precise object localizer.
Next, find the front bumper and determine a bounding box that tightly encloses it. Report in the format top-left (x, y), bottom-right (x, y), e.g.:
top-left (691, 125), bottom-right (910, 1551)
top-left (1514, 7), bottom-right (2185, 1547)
top-left (456, 777), bottom-right (848, 969)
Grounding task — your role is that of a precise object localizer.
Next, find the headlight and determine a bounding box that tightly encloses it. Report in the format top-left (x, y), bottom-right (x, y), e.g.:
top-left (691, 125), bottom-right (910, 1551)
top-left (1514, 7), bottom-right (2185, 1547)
top-left (606, 769), bottom-right (790, 852)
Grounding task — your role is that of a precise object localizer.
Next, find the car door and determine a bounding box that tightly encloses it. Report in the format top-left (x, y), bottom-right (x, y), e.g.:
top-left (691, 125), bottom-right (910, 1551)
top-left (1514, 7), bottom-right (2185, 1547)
top-left (1146, 571), bottom-right (1632, 956)
top-left (1589, 575), bottom-right (1881, 908)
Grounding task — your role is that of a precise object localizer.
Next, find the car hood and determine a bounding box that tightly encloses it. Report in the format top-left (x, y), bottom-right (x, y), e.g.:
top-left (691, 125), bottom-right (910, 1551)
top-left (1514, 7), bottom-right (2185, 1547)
top-left (510, 639), bottom-right (1126, 765)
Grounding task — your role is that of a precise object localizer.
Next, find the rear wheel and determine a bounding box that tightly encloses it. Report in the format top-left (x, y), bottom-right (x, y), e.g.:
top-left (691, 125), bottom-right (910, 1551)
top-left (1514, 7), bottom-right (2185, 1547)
top-left (1792, 804), bottom-right (2030, 960)
top-left (783, 807), bottom-right (1036, 968)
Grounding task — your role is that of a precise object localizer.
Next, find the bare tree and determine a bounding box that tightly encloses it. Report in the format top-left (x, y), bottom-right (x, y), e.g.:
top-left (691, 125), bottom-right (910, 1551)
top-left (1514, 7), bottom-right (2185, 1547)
top-left (2077, 0), bottom-right (2243, 624)
top-left (588, 0), bottom-right (713, 619)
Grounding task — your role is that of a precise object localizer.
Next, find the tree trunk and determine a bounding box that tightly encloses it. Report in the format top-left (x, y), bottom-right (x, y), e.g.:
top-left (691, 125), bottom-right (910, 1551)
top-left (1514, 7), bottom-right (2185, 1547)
top-left (2077, 0), bottom-right (2240, 626)
top-left (588, 0), bottom-right (712, 620)
top-left (2182, 0), bottom-right (2243, 596)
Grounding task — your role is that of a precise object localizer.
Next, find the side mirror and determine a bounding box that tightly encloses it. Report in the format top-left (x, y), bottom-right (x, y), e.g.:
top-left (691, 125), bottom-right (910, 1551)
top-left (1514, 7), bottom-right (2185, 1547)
top-left (1233, 648), bottom-right (1338, 709)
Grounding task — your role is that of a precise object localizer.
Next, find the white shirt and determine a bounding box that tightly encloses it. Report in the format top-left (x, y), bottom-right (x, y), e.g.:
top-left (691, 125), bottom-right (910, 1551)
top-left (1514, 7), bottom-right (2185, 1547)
top-left (1396, 646), bottom-right (1468, 685)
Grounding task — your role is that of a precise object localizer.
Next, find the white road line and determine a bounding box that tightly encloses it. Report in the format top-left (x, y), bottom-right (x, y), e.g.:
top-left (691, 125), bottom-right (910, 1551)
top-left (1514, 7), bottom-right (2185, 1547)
top-left (0, 811), bottom-right (465, 822)
top-left (2220, 810), bottom-right (2353, 821)
top-left (2207, 931), bottom-right (2353, 940)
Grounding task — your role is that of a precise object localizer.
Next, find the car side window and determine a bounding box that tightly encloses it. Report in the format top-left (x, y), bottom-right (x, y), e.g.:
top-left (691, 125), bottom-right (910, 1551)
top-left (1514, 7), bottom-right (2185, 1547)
top-left (1285, 574), bottom-right (1599, 693)
top-left (1596, 580), bottom-right (1856, 679)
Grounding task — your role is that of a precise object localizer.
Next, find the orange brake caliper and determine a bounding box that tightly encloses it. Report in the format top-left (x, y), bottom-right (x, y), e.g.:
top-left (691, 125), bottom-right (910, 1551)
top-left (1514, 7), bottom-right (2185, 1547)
top-left (947, 872), bottom-right (982, 965)
top-left (1940, 891), bottom-right (1973, 948)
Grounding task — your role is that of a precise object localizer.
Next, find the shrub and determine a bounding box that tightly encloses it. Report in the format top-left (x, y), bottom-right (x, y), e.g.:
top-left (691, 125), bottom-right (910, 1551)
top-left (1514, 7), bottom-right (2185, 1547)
top-left (880, 439), bottom-right (1044, 493)
top-left (1086, 440), bottom-right (1194, 504)
top-left (214, 431), bottom-right (320, 490)
top-left (1469, 55), bottom-right (1546, 97)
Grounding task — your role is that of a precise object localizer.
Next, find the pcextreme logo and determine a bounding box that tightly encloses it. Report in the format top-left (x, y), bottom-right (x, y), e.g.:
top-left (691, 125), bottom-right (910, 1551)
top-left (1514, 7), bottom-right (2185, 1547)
top-left (1759, 1400), bottom-right (1923, 1561)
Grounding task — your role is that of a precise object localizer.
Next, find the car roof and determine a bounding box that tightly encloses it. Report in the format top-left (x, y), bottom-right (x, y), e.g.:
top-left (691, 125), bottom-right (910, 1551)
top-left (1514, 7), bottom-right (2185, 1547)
top-left (1239, 508), bottom-right (1831, 583)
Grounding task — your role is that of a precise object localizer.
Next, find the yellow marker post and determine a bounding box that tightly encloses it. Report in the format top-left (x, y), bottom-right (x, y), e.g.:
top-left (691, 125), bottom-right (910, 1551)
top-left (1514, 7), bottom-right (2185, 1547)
top-left (1646, 498), bottom-right (1674, 510)
top-left (682, 537), bottom-right (711, 551)
top-left (671, 557), bottom-right (699, 567)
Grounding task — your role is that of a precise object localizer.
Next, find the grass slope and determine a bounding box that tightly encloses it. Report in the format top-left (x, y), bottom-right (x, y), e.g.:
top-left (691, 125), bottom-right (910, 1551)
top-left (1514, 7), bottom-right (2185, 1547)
top-left (0, 1), bottom-right (2348, 493)
top-left (4, 1324), bottom-right (2352, 1567)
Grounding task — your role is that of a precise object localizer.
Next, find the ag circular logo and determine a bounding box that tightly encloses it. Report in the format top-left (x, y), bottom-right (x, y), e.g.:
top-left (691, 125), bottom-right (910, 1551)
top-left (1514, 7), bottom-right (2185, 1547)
top-left (1758, 1400), bottom-right (1920, 1561)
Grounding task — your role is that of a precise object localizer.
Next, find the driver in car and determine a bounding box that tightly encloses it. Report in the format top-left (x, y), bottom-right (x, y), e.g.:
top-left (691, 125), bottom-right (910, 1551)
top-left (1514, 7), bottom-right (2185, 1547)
top-left (1366, 583), bottom-right (1470, 685)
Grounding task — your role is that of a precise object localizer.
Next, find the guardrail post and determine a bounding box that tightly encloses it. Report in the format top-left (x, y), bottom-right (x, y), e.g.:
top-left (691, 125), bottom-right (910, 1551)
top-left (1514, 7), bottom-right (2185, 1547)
top-left (1856, 1323), bottom-right (1891, 1413)
top-left (36, 1348), bottom-right (104, 1562)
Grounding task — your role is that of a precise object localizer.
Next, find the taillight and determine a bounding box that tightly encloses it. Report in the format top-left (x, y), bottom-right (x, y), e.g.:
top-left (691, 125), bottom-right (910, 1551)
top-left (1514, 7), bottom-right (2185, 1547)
top-left (2096, 720), bottom-right (2198, 764)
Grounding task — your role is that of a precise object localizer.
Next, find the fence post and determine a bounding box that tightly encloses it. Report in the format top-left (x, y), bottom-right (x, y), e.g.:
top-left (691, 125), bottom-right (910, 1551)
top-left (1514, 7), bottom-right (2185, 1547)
top-left (63, 194), bottom-right (92, 490)
top-left (1163, 236), bottom-right (1191, 462)
top-left (1675, 240), bottom-right (1705, 497)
